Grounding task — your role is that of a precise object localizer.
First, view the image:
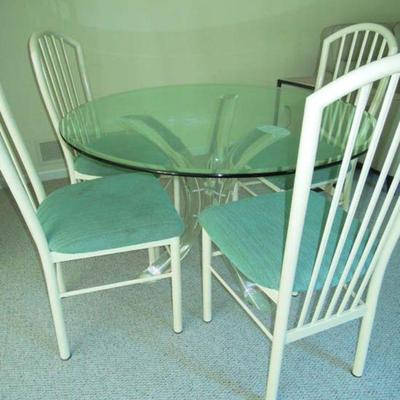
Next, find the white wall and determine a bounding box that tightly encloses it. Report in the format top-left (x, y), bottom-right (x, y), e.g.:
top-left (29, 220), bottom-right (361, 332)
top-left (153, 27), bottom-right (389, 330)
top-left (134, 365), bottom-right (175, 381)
top-left (0, 0), bottom-right (398, 175)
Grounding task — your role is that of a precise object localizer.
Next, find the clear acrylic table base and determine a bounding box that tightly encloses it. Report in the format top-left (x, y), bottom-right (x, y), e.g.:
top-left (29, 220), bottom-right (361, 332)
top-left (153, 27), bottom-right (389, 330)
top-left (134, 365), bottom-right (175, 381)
top-left (139, 175), bottom-right (272, 311)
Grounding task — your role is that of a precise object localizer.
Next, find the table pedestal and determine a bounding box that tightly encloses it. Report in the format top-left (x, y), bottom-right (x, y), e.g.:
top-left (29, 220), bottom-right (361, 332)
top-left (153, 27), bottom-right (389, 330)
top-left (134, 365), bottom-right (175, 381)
top-left (140, 176), bottom-right (272, 311)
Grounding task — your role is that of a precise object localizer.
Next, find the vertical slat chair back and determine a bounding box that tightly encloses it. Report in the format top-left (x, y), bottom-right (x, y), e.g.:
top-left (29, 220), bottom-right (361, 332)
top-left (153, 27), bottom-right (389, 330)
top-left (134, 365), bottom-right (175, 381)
top-left (29, 31), bottom-right (93, 179)
top-left (316, 23), bottom-right (398, 89)
top-left (277, 55), bottom-right (400, 344)
top-left (0, 85), bottom-right (49, 256)
top-left (316, 23), bottom-right (398, 114)
top-left (316, 24), bottom-right (398, 150)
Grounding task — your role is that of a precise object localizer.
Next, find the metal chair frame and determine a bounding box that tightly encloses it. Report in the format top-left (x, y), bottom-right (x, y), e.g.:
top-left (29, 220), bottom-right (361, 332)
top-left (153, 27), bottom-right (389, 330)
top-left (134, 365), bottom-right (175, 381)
top-left (0, 85), bottom-right (182, 360)
top-left (202, 54), bottom-right (400, 400)
top-left (242, 23), bottom-right (398, 209)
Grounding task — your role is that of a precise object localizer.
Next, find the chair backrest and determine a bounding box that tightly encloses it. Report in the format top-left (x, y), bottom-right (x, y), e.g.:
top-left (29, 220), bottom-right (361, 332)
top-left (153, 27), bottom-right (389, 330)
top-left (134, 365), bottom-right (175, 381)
top-left (280, 54), bottom-right (400, 335)
top-left (315, 23), bottom-right (398, 117)
top-left (29, 31), bottom-right (93, 176)
top-left (0, 84), bottom-right (49, 256)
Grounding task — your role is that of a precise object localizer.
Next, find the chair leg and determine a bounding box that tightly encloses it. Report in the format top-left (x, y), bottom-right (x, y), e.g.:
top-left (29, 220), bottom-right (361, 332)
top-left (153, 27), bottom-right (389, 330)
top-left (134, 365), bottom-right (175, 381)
top-left (148, 247), bottom-right (160, 266)
top-left (342, 160), bottom-right (357, 211)
top-left (265, 288), bottom-right (293, 400)
top-left (173, 176), bottom-right (181, 214)
top-left (232, 182), bottom-right (239, 201)
top-left (265, 335), bottom-right (286, 400)
top-left (170, 238), bottom-right (182, 333)
top-left (41, 258), bottom-right (70, 360)
top-left (202, 229), bottom-right (212, 322)
top-left (70, 169), bottom-right (78, 184)
top-left (56, 262), bottom-right (66, 293)
top-left (352, 307), bottom-right (376, 377)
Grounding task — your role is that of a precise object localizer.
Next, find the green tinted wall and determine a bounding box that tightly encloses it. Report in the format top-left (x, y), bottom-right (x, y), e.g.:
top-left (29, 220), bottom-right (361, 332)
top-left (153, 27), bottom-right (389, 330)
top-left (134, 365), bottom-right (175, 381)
top-left (1, 0), bottom-right (399, 175)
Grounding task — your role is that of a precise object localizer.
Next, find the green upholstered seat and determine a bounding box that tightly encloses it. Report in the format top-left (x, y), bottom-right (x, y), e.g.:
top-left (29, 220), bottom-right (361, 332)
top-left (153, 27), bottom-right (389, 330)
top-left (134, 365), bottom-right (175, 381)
top-left (267, 165), bottom-right (341, 190)
top-left (199, 191), bottom-right (369, 292)
top-left (74, 154), bottom-right (134, 177)
top-left (38, 174), bottom-right (183, 254)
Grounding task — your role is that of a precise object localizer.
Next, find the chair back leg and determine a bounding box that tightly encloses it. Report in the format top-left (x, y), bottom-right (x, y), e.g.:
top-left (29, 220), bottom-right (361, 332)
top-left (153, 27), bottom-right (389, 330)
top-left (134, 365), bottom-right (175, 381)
top-left (352, 307), bottom-right (376, 377)
top-left (342, 159), bottom-right (357, 211)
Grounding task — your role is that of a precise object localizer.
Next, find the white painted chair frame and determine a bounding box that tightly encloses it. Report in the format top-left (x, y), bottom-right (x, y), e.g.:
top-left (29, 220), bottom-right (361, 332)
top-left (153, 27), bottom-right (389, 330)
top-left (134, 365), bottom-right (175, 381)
top-left (241, 23), bottom-right (398, 209)
top-left (29, 31), bottom-right (165, 266)
top-left (202, 54), bottom-right (400, 400)
top-left (29, 31), bottom-right (97, 183)
top-left (0, 85), bottom-right (182, 360)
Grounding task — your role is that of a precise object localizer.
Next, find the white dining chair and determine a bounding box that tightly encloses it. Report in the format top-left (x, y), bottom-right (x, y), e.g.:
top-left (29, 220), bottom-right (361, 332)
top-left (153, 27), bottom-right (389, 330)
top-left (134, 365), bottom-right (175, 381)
top-left (0, 84), bottom-right (183, 360)
top-left (243, 23), bottom-right (398, 210)
top-left (200, 54), bottom-right (400, 399)
top-left (29, 31), bottom-right (133, 183)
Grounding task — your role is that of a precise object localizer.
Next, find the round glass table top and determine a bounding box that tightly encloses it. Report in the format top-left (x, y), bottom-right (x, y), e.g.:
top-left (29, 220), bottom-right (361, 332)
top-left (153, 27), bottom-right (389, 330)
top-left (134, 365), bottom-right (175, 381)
top-left (60, 84), bottom-right (374, 178)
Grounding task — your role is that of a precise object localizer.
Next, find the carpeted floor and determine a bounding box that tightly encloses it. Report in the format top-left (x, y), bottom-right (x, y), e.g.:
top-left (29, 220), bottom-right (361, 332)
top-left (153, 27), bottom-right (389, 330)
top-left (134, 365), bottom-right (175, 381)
top-left (1, 177), bottom-right (399, 400)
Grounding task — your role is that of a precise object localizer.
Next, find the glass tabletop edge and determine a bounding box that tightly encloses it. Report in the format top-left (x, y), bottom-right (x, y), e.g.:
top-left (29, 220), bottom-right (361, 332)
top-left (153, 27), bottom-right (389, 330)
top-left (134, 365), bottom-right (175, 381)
top-left (65, 140), bottom-right (366, 179)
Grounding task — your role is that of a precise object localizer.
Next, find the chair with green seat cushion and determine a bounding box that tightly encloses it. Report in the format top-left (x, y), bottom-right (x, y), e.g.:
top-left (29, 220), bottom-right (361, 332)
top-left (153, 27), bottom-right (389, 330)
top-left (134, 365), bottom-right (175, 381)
top-left (29, 31), bottom-right (147, 183)
top-left (241, 23), bottom-right (397, 206)
top-left (200, 55), bottom-right (400, 400)
top-left (0, 84), bottom-right (183, 361)
top-left (199, 190), bottom-right (370, 292)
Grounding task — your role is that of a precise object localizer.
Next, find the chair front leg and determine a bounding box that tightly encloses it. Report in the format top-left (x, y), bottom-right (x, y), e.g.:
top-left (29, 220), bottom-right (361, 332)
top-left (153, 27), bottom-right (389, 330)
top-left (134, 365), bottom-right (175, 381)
top-left (202, 229), bottom-right (212, 322)
top-left (265, 331), bottom-right (286, 400)
top-left (170, 238), bottom-right (182, 333)
top-left (41, 258), bottom-right (70, 360)
top-left (56, 262), bottom-right (66, 293)
top-left (265, 290), bottom-right (292, 400)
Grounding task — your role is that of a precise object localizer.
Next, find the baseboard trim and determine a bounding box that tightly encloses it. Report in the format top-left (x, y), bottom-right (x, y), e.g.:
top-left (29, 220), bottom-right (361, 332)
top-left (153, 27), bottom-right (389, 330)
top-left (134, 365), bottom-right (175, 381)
top-left (38, 168), bottom-right (68, 182)
top-left (0, 167), bottom-right (68, 190)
